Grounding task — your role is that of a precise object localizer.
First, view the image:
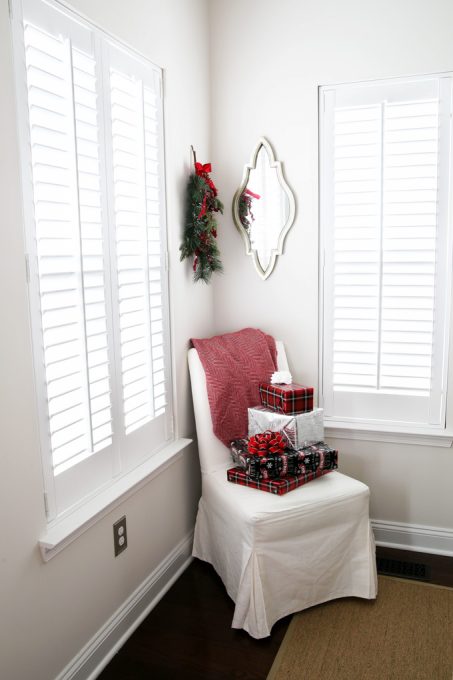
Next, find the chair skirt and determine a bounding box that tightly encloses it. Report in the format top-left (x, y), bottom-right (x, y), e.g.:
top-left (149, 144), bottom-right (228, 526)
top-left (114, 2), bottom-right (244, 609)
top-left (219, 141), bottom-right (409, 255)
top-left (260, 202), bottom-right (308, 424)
top-left (192, 469), bottom-right (378, 639)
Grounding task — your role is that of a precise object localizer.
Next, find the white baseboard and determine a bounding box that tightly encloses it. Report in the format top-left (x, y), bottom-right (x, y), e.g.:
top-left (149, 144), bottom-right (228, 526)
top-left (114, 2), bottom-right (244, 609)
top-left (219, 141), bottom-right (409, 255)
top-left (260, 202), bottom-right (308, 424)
top-left (372, 519), bottom-right (453, 557)
top-left (56, 531), bottom-right (194, 680)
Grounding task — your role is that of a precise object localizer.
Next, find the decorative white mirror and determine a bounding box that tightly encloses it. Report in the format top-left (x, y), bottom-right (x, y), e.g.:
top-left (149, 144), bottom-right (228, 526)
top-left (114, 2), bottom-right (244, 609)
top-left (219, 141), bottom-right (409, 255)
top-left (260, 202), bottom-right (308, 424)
top-left (232, 137), bottom-right (296, 279)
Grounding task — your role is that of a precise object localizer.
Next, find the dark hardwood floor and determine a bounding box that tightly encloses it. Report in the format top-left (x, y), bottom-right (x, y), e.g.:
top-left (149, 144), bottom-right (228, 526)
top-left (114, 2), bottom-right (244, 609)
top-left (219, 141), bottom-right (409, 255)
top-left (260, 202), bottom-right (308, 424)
top-left (98, 547), bottom-right (453, 680)
top-left (98, 558), bottom-right (290, 680)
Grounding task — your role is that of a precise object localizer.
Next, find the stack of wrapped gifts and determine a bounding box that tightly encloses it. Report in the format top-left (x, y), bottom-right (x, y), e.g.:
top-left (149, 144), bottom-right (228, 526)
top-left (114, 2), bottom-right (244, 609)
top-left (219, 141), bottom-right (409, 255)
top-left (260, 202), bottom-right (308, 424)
top-left (227, 374), bottom-right (338, 495)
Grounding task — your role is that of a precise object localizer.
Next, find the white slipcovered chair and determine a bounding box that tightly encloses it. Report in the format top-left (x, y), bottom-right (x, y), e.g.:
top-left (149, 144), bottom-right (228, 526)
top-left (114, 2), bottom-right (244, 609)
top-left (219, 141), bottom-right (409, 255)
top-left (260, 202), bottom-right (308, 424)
top-left (188, 341), bottom-right (377, 639)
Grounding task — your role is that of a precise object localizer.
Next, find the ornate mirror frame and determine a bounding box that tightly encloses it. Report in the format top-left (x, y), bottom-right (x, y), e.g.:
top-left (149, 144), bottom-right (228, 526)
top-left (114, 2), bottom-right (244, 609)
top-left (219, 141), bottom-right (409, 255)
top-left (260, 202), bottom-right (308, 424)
top-left (232, 137), bottom-right (296, 280)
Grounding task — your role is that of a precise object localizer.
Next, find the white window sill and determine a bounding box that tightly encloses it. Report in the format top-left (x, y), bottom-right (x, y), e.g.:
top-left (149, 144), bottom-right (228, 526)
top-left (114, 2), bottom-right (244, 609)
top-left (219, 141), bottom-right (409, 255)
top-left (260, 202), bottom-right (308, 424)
top-left (324, 421), bottom-right (453, 447)
top-left (39, 437), bottom-right (193, 562)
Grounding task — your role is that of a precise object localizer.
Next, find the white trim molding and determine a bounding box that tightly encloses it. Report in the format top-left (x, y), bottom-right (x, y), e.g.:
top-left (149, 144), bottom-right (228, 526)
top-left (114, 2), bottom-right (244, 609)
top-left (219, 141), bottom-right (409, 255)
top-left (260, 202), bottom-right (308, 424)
top-left (325, 423), bottom-right (453, 448)
top-left (40, 438), bottom-right (192, 562)
top-left (372, 519), bottom-right (453, 556)
top-left (55, 530), bottom-right (194, 680)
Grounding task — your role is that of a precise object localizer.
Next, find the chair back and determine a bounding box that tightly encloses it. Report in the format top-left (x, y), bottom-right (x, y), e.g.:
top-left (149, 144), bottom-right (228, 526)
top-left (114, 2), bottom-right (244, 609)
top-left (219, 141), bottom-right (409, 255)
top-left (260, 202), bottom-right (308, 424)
top-left (188, 340), bottom-right (289, 475)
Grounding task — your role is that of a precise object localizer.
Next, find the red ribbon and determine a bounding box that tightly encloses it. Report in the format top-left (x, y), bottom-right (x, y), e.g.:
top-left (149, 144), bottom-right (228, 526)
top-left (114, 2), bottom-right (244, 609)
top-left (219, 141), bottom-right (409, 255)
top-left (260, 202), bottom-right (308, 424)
top-left (195, 162), bottom-right (212, 175)
top-left (195, 161), bottom-right (218, 197)
top-left (245, 188), bottom-right (261, 200)
top-left (248, 431), bottom-right (286, 457)
top-left (197, 194), bottom-right (207, 219)
top-left (193, 248), bottom-right (201, 272)
top-left (206, 176), bottom-right (218, 196)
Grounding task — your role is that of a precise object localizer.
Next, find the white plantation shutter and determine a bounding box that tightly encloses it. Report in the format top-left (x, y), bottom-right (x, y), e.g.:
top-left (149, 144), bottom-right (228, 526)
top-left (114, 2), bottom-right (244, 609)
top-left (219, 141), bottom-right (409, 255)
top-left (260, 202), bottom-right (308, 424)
top-left (143, 86), bottom-right (168, 419)
top-left (102, 43), bottom-right (170, 470)
top-left (14, 0), bottom-right (172, 518)
top-left (320, 76), bottom-right (453, 429)
top-left (108, 64), bottom-right (162, 434)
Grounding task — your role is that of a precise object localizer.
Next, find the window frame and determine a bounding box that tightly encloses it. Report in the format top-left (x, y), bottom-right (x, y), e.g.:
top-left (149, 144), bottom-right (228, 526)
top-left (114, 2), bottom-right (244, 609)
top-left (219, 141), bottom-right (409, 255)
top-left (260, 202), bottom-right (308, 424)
top-left (11, 0), bottom-right (176, 524)
top-left (318, 73), bottom-right (453, 442)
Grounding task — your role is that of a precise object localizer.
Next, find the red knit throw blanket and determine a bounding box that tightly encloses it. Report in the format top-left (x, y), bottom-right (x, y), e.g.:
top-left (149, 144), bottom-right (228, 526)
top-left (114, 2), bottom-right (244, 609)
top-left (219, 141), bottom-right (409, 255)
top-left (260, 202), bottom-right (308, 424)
top-left (191, 328), bottom-right (277, 446)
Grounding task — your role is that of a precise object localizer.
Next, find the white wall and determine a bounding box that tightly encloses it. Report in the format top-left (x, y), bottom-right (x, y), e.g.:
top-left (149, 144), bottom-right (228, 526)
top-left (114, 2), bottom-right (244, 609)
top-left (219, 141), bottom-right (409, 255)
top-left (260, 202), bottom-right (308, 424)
top-left (209, 0), bottom-right (453, 530)
top-left (0, 1), bottom-right (212, 678)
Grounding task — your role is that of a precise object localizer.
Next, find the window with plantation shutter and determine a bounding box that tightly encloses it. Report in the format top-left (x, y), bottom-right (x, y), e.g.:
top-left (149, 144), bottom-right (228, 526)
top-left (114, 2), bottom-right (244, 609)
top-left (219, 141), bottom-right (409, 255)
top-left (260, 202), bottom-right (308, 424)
top-left (320, 75), bottom-right (453, 431)
top-left (13, 0), bottom-right (173, 519)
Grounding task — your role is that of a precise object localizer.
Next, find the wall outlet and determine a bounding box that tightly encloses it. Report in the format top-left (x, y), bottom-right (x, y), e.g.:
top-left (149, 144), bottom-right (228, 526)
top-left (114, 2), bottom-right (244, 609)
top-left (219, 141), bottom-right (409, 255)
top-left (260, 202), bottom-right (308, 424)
top-left (113, 515), bottom-right (128, 557)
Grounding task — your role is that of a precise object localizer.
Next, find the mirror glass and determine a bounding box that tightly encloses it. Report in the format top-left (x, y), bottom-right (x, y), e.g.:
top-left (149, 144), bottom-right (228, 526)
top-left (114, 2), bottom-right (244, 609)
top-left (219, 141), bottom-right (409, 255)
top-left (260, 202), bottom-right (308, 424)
top-left (233, 138), bottom-right (295, 279)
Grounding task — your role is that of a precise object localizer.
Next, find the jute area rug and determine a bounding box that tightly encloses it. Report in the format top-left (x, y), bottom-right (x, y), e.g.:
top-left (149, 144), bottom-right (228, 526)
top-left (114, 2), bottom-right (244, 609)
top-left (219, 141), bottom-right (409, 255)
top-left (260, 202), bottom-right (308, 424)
top-left (267, 576), bottom-right (453, 680)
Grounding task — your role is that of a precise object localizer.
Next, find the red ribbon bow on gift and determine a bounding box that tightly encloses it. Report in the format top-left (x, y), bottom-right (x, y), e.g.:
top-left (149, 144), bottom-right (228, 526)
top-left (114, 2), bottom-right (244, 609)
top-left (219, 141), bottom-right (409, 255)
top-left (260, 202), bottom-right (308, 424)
top-left (248, 431), bottom-right (286, 456)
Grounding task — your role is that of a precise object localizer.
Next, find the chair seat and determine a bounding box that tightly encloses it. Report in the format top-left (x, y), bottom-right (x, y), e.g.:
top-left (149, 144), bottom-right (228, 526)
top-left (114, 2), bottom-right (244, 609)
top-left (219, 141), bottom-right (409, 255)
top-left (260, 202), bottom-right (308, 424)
top-left (202, 467), bottom-right (370, 522)
top-left (193, 468), bottom-right (377, 638)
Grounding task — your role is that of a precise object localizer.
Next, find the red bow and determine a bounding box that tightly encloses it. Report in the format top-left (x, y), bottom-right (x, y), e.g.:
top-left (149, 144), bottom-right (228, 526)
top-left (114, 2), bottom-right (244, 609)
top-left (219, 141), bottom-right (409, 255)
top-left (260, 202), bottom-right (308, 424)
top-left (195, 162), bottom-right (212, 175)
top-left (248, 431), bottom-right (286, 457)
top-left (195, 161), bottom-right (218, 197)
top-left (245, 188), bottom-right (261, 200)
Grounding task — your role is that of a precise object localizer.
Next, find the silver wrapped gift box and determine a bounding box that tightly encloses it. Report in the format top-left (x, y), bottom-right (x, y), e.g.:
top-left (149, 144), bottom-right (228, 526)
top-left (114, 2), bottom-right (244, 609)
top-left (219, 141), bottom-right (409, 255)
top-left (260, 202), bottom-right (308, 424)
top-left (248, 405), bottom-right (324, 449)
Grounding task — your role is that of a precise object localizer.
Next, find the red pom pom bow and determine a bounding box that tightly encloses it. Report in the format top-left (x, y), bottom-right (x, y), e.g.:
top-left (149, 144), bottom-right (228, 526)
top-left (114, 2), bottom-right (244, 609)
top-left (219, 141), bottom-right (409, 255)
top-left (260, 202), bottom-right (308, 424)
top-left (247, 431), bottom-right (286, 457)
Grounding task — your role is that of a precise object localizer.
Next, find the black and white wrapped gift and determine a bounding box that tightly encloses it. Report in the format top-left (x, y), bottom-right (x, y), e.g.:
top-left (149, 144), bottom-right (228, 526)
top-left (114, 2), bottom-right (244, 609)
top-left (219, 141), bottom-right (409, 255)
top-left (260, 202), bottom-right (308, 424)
top-left (248, 405), bottom-right (324, 449)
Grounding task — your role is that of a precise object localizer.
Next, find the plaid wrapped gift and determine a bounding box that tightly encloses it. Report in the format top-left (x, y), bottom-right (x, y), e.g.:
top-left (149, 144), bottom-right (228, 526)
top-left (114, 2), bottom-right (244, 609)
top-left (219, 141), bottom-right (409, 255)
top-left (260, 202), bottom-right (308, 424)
top-left (229, 439), bottom-right (337, 480)
top-left (227, 466), bottom-right (334, 495)
top-left (259, 383), bottom-right (314, 414)
top-left (248, 406), bottom-right (324, 449)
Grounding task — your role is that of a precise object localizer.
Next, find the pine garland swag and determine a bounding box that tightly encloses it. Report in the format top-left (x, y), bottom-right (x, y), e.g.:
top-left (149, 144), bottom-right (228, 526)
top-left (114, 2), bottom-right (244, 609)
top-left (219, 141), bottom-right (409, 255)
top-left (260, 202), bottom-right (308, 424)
top-left (180, 159), bottom-right (224, 283)
top-left (238, 188), bottom-right (260, 231)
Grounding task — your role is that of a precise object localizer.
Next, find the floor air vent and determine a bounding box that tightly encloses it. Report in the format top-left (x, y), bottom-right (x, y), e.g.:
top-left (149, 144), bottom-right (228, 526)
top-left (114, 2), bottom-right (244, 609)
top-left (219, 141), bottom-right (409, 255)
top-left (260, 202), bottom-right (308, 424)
top-left (376, 557), bottom-right (431, 582)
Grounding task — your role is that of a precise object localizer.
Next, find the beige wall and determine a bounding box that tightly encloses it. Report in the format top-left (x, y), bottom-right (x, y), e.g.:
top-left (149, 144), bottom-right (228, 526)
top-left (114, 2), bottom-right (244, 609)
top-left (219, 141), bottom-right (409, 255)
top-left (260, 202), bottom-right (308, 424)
top-left (209, 0), bottom-right (453, 528)
top-left (0, 1), bottom-right (211, 678)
